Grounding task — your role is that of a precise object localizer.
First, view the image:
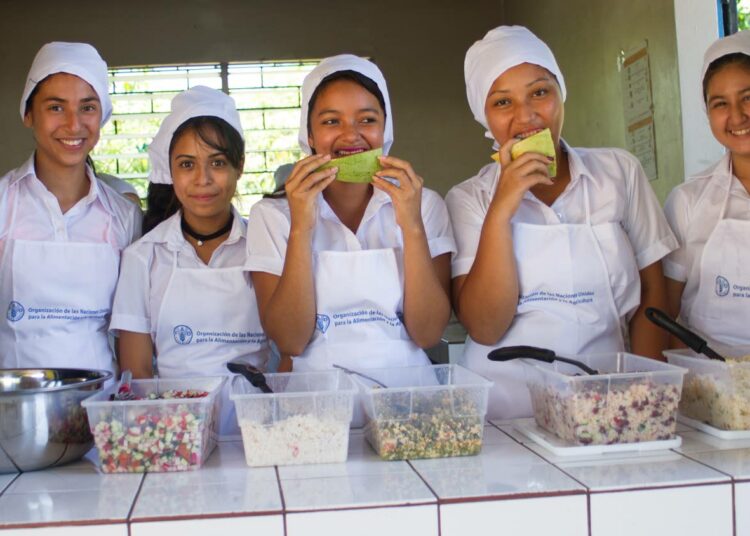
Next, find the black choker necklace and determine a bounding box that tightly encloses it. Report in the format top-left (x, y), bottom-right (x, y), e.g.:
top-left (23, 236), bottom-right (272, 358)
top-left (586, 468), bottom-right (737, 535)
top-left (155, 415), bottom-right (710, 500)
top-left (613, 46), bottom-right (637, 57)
top-left (181, 213), bottom-right (233, 246)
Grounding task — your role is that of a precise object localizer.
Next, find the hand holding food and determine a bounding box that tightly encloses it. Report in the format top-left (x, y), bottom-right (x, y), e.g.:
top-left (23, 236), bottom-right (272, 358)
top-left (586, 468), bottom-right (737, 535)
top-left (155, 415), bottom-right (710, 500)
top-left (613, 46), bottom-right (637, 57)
top-left (489, 131), bottom-right (555, 222)
top-left (285, 154), bottom-right (338, 233)
top-left (507, 127), bottom-right (557, 177)
top-left (372, 154), bottom-right (425, 233)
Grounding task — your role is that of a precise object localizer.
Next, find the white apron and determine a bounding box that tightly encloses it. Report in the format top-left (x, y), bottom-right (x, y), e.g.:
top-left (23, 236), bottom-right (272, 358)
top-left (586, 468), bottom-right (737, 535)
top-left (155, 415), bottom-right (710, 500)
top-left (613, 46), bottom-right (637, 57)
top-left (687, 173), bottom-right (750, 346)
top-left (293, 248), bottom-right (430, 425)
top-left (154, 249), bottom-right (270, 438)
top-left (0, 189), bottom-right (118, 372)
top-left (462, 178), bottom-right (639, 420)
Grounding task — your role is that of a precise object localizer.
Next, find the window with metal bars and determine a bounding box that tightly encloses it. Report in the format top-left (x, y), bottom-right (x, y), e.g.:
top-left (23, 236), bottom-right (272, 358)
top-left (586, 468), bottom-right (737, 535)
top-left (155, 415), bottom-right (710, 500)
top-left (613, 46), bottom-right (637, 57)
top-left (91, 60), bottom-right (319, 213)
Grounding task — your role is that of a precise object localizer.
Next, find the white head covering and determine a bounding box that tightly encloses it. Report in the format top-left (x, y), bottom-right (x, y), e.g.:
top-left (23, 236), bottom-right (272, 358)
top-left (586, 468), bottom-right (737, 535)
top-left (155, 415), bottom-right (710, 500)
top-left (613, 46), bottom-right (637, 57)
top-left (299, 54), bottom-right (393, 155)
top-left (464, 25), bottom-right (566, 141)
top-left (21, 42), bottom-right (112, 125)
top-left (148, 85), bottom-right (244, 185)
top-left (701, 29), bottom-right (750, 110)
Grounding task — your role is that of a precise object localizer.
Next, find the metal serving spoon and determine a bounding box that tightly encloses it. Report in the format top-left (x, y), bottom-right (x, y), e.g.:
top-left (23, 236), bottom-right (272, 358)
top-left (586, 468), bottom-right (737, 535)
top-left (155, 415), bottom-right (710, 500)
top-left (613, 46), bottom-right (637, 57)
top-left (332, 364), bottom-right (388, 388)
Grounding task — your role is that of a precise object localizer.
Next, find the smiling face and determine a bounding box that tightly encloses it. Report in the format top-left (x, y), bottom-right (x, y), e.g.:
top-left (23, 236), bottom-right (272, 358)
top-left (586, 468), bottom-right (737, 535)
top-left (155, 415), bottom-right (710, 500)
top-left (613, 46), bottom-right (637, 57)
top-left (307, 79), bottom-right (385, 158)
top-left (483, 62), bottom-right (564, 147)
top-left (706, 60), bottom-right (750, 158)
top-left (23, 72), bottom-right (102, 175)
top-left (170, 126), bottom-right (241, 228)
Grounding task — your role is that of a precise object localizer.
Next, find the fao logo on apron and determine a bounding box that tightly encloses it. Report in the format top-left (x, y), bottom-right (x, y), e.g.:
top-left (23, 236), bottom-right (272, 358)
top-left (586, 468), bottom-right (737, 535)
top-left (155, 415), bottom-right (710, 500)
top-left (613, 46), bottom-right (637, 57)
top-left (6, 301), bottom-right (24, 322)
top-left (715, 276), bottom-right (730, 297)
top-left (173, 325), bottom-right (193, 344)
top-left (315, 314), bottom-right (330, 333)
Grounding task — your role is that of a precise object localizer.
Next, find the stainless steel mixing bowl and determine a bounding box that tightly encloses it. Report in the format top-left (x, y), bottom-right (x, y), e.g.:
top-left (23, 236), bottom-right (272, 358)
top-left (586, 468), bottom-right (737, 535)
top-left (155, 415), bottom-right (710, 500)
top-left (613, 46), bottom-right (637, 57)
top-left (0, 368), bottom-right (112, 473)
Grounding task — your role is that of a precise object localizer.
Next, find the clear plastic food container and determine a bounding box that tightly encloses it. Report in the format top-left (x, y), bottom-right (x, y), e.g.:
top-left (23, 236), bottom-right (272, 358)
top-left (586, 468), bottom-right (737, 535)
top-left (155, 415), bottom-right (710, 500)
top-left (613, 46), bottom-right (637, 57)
top-left (81, 377), bottom-right (224, 473)
top-left (230, 370), bottom-right (356, 467)
top-left (354, 364), bottom-right (492, 460)
top-left (521, 353), bottom-right (686, 446)
top-left (664, 345), bottom-right (750, 431)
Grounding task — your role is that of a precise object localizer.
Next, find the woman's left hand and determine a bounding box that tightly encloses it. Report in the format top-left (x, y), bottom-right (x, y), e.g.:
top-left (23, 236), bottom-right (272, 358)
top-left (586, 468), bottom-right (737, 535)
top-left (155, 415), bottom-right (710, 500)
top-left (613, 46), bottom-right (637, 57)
top-left (372, 154), bottom-right (425, 233)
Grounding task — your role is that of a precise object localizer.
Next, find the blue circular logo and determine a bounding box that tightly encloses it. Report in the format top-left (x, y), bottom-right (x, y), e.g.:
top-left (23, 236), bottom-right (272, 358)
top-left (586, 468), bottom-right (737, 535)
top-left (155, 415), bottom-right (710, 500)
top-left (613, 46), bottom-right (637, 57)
top-left (315, 314), bottom-right (331, 333)
top-left (6, 301), bottom-right (24, 322)
top-left (173, 325), bottom-right (193, 345)
top-left (715, 276), bottom-right (730, 297)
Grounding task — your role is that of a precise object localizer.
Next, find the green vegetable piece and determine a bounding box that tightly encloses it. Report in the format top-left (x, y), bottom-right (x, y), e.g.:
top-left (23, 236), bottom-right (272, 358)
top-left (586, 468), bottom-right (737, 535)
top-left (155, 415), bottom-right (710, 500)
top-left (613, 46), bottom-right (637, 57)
top-left (319, 147), bottom-right (383, 183)
top-left (491, 128), bottom-right (557, 177)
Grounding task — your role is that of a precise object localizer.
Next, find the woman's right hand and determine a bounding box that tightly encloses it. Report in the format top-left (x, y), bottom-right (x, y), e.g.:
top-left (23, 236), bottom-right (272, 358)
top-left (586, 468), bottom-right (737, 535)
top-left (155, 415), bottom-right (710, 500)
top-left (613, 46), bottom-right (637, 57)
top-left (285, 154), bottom-right (338, 233)
top-left (490, 137), bottom-right (555, 222)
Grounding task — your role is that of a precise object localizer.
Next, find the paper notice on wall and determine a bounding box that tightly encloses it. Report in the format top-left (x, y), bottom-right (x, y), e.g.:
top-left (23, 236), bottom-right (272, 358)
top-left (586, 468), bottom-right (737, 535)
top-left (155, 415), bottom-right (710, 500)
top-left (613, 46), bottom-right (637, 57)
top-left (620, 41), bottom-right (658, 180)
top-left (627, 116), bottom-right (657, 179)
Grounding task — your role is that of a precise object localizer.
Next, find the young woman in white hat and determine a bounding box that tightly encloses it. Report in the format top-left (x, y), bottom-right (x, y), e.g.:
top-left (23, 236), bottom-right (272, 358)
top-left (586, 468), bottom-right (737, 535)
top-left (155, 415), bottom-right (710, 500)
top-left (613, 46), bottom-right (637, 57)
top-left (0, 42), bottom-right (141, 372)
top-left (447, 26), bottom-right (678, 419)
top-left (245, 55), bottom-right (455, 381)
top-left (664, 30), bottom-right (750, 347)
top-left (110, 86), bottom-right (271, 435)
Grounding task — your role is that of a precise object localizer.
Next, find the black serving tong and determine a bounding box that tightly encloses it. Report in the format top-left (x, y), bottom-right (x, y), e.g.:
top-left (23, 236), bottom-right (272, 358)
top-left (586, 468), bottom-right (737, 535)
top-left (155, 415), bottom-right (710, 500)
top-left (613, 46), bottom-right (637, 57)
top-left (487, 345), bottom-right (600, 375)
top-left (226, 361), bottom-right (273, 393)
top-left (645, 307), bottom-right (726, 362)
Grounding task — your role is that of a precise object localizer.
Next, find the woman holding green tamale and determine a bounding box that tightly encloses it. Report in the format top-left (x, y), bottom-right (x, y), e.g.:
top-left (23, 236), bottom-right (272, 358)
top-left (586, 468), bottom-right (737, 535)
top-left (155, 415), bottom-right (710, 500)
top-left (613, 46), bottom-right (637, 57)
top-left (245, 55), bottom-right (454, 383)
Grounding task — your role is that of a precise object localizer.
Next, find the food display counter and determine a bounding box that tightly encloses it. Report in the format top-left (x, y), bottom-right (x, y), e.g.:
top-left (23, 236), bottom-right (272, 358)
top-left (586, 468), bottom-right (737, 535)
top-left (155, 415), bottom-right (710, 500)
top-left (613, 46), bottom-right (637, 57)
top-left (0, 419), bottom-right (747, 536)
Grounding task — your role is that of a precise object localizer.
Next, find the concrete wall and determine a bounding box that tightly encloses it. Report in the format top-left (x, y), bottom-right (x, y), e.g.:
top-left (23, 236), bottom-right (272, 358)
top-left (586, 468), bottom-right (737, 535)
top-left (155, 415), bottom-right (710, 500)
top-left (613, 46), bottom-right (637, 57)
top-left (504, 0), bottom-right (683, 202)
top-left (0, 0), bottom-right (505, 195)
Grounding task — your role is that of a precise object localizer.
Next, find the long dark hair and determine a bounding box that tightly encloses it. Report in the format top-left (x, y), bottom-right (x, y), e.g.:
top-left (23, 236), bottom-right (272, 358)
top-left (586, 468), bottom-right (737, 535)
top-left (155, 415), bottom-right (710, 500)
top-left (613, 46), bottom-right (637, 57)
top-left (703, 52), bottom-right (750, 103)
top-left (143, 116), bottom-right (244, 233)
top-left (265, 69), bottom-right (386, 199)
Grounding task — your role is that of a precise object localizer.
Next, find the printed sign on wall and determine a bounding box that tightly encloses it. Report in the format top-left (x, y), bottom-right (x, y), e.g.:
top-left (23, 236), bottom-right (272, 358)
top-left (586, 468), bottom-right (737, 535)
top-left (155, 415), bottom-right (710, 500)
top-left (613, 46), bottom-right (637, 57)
top-left (620, 41), bottom-right (658, 180)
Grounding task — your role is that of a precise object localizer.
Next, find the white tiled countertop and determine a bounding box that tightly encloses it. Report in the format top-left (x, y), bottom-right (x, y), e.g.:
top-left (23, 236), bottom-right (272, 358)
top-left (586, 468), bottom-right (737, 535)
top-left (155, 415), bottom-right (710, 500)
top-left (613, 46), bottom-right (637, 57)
top-left (0, 422), bottom-right (748, 536)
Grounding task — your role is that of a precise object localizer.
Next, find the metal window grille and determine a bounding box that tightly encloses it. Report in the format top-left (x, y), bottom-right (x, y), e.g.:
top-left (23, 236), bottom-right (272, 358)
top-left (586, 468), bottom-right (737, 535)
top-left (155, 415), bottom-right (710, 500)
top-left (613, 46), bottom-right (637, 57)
top-left (91, 60), bottom-right (319, 213)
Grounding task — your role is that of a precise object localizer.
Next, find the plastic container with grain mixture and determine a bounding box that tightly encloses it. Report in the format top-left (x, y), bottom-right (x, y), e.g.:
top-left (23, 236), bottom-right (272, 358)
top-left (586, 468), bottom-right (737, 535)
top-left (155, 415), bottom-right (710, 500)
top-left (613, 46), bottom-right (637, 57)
top-left (664, 345), bottom-right (750, 431)
top-left (355, 364), bottom-right (492, 460)
top-left (521, 353), bottom-right (686, 446)
top-left (82, 377), bottom-right (224, 473)
top-left (230, 369), bottom-right (356, 467)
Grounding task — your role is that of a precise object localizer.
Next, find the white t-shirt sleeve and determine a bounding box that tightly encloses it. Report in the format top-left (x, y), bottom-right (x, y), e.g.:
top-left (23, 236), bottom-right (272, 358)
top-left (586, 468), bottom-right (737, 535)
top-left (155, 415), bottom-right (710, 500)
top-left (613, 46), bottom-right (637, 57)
top-left (110, 245), bottom-right (152, 334)
top-left (244, 199), bottom-right (290, 276)
top-left (618, 151), bottom-right (678, 269)
top-left (128, 203), bottom-right (143, 243)
top-left (662, 185), bottom-right (691, 282)
top-left (421, 189), bottom-right (456, 258)
top-left (445, 178), bottom-right (486, 277)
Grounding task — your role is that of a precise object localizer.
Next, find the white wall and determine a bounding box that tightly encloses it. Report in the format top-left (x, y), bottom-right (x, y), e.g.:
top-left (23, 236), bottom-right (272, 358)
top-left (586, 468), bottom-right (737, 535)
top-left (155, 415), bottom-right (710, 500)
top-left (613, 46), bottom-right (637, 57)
top-left (674, 0), bottom-right (725, 179)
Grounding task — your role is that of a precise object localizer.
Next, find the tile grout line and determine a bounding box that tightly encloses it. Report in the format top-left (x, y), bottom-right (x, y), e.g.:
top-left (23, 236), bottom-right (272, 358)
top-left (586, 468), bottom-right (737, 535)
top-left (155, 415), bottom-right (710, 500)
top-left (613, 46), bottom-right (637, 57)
top-left (406, 459), bottom-right (441, 536)
top-left (0, 473), bottom-right (21, 496)
top-left (488, 421), bottom-right (591, 490)
top-left (671, 449), bottom-right (737, 480)
top-left (274, 465), bottom-right (287, 536)
top-left (732, 479), bottom-right (737, 536)
top-left (126, 472), bottom-right (148, 530)
top-left (488, 420), bottom-right (592, 536)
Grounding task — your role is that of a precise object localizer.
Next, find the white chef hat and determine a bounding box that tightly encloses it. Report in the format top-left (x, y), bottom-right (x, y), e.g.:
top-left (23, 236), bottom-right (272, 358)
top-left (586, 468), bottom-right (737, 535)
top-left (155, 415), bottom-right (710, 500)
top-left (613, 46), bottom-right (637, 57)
top-left (464, 25), bottom-right (566, 141)
top-left (299, 54), bottom-right (393, 155)
top-left (701, 29), bottom-right (750, 109)
top-left (148, 85), bottom-right (244, 185)
top-left (21, 42), bottom-right (112, 125)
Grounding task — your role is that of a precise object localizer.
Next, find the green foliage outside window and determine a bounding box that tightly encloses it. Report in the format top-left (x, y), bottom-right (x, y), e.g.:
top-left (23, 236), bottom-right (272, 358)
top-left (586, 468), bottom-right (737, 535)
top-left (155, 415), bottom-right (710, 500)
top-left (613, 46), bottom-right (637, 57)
top-left (739, 0), bottom-right (750, 30)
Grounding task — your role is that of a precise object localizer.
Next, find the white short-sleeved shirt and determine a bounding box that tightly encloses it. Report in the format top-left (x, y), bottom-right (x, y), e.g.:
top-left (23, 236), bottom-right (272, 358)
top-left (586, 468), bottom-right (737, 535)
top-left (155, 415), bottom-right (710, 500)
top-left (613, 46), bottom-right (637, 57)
top-left (446, 143), bottom-right (678, 277)
top-left (97, 173), bottom-right (140, 199)
top-left (245, 187), bottom-right (456, 275)
top-left (110, 208), bottom-right (249, 338)
top-left (663, 154), bottom-right (750, 313)
top-left (0, 155), bottom-right (142, 263)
